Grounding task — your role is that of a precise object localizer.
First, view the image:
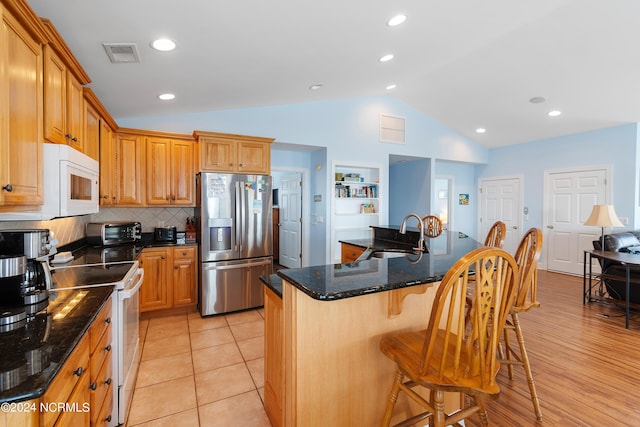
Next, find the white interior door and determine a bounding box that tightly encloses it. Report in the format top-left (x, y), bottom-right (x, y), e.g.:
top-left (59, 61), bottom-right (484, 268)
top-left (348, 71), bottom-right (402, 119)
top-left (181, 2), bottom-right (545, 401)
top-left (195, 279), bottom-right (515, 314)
top-left (478, 177), bottom-right (521, 254)
top-left (545, 167), bottom-right (607, 275)
top-left (279, 173), bottom-right (302, 268)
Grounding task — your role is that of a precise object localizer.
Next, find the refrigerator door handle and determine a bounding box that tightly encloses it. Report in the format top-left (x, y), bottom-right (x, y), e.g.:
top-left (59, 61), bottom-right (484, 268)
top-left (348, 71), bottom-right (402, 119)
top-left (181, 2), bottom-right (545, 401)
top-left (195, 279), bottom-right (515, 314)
top-left (204, 258), bottom-right (272, 271)
top-left (238, 179), bottom-right (246, 254)
top-left (235, 180), bottom-right (242, 253)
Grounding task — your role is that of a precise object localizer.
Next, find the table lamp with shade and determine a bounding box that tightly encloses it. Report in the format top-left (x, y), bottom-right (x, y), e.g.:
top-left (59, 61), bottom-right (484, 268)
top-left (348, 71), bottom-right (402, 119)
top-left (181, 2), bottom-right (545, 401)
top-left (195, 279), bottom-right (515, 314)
top-left (584, 204), bottom-right (624, 250)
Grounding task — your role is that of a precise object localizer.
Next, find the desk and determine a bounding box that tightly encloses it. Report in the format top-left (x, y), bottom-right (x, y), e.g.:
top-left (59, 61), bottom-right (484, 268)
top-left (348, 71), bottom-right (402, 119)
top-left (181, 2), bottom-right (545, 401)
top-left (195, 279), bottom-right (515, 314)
top-left (583, 250), bottom-right (640, 329)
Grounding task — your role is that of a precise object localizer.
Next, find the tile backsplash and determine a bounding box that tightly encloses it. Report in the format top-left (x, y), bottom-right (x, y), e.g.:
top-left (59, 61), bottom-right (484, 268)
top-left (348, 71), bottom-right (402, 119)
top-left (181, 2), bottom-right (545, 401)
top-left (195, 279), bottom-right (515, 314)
top-left (0, 207), bottom-right (195, 247)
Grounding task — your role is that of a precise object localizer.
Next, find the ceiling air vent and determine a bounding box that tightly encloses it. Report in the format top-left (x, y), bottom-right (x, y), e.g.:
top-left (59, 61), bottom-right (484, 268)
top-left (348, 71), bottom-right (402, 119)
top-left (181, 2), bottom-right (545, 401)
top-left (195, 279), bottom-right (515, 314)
top-left (380, 114), bottom-right (406, 144)
top-left (103, 43), bottom-right (140, 63)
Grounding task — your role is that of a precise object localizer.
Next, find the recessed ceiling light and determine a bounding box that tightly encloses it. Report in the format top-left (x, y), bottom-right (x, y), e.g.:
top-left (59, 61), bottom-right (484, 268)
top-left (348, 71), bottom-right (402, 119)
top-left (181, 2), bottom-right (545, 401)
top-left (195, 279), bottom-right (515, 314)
top-left (158, 93), bottom-right (175, 100)
top-left (387, 14), bottom-right (407, 27)
top-left (476, 128), bottom-right (486, 134)
top-left (548, 110), bottom-right (562, 117)
top-left (151, 38), bottom-right (176, 51)
top-left (386, 84), bottom-right (397, 90)
top-left (309, 84), bottom-right (323, 90)
top-left (529, 96), bottom-right (546, 104)
top-left (379, 54), bottom-right (394, 63)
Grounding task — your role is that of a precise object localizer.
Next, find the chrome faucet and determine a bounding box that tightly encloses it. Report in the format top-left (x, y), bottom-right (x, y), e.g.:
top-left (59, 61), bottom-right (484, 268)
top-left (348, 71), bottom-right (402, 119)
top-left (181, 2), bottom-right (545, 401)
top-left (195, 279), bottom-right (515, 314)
top-left (400, 213), bottom-right (425, 252)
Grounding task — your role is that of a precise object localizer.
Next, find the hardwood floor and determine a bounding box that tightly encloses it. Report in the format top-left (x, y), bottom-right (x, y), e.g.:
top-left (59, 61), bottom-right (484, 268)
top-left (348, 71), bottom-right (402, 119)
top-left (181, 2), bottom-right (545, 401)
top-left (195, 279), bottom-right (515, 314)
top-left (467, 270), bottom-right (640, 426)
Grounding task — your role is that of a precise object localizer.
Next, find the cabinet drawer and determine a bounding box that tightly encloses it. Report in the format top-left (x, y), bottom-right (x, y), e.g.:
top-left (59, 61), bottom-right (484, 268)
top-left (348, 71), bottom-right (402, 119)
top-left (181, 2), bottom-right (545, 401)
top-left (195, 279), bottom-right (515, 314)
top-left (53, 370), bottom-right (90, 427)
top-left (89, 351), bottom-right (113, 426)
top-left (93, 388), bottom-right (114, 427)
top-left (173, 246), bottom-right (196, 260)
top-left (42, 333), bottom-right (90, 427)
top-left (90, 325), bottom-right (112, 383)
top-left (89, 297), bottom-right (112, 354)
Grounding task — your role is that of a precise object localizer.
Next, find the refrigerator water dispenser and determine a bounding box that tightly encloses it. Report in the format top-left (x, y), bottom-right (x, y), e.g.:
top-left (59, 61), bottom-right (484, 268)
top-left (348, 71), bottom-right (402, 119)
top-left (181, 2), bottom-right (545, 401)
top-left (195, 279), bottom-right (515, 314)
top-left (209, 226), bottom-right (231, 251)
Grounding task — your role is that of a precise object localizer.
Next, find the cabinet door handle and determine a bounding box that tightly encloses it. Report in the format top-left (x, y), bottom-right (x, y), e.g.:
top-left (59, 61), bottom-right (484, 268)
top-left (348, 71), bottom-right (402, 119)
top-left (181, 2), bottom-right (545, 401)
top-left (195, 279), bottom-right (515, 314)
top-left (105, 344), bottom-right (112, 352)
top-left (106, 415), bottom-right (112, 423)
top-left (105, 317), bottom-right (111, 324)
top-left (161, 256), bottom-right (165, 260)
top-left (90, 382), bottom-right (97, 391)
top-left (72, 137), bottom-right (78, 142)
top-left (2, 184), bottom-right (12, 192)
top-left (72, 367), bottom-right (83, 376)
top-left (182, 251), bottom-right (187, 256)
top-left (105, 378), bottom-right (112, 386)
top-left (65, 133), bottom-right (72, 139)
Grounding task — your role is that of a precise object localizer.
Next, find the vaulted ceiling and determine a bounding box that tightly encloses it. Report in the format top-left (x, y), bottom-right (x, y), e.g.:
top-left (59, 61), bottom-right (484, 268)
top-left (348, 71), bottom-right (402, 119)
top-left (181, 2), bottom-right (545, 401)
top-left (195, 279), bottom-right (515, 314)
top-left (27, 0), bottom-right (640, 148)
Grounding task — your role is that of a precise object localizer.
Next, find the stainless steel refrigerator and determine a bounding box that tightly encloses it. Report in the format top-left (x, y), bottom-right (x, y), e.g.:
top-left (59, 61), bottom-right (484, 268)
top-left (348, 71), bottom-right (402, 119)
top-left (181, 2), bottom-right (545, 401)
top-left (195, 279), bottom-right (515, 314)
top-left (196, 173), bottom-right (273, 315)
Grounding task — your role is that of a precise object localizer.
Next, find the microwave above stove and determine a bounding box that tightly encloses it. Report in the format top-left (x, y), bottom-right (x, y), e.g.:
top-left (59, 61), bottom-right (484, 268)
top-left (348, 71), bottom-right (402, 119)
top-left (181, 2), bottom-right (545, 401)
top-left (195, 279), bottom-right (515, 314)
top-left (86, 222), bottom-right (142, 246)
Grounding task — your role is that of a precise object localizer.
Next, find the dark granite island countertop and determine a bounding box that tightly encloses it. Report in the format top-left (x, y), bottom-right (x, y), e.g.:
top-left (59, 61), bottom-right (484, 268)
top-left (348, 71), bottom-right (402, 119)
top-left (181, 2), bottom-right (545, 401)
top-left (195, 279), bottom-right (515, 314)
top-left (0, 286), bottom-right (114, 403)
top-left (279, 230), bottom-right (482, 300)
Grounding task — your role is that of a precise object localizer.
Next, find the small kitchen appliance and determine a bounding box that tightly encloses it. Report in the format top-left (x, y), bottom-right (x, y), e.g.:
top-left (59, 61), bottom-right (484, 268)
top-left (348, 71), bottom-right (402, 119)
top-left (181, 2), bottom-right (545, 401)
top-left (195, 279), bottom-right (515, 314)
top-left (86, 222), bottom-right (142, 246)
top-left (154, 226), bottom-right (177, 243)
top-left (0, 230), bottom-right (53, 309)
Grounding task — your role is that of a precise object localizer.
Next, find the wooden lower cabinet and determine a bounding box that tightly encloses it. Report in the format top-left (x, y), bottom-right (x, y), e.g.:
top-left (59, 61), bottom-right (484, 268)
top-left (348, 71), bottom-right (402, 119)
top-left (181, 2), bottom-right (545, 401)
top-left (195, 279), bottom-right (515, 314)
top-left (340, 242), bottom-right (366, 263)
top-left (88, 298), bottom-right (113, 427)
top-left (40, 333), bottom-right (90, 427)
top-left (140, 245), bottom-right (198, 313)
top-left (173, 246), bottom-right (197, 307)
top-left (264, 287), bottom-right (284, 427)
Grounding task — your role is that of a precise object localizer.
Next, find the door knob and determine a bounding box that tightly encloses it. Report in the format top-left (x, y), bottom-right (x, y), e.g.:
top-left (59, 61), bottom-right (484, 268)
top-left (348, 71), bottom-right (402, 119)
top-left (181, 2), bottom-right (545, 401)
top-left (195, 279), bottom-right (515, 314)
top-left (547, 225), bottom-right (554, 229)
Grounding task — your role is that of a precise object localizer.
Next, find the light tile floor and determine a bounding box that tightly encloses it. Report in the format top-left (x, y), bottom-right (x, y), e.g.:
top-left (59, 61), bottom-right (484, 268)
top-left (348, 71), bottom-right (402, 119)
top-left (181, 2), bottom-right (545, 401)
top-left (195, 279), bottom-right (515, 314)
top-left (128, 308), bottom-right (272, 427)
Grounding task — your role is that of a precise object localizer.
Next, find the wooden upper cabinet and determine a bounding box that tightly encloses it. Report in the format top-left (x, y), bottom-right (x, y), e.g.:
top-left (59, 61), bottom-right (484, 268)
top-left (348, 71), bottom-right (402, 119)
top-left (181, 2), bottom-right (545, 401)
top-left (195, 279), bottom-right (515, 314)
top-left (84, 87), bottom-right (118, 203)
top-left (115, 133), bottom-right (145, 206)
top-left (0, 3), bottom-right (46, 209)
top-left (40, 19), bottom-right (91, 154)
top-left (237, 140), bottom-right (271, 174)
top-left (193, 131), bottom-right (274, 174)
top-left (83, 100), bottom-right (100, 161)
top-left (99, 120), bottom-right (116, 206)
top-left (145, 133), bottom-right (195, 206)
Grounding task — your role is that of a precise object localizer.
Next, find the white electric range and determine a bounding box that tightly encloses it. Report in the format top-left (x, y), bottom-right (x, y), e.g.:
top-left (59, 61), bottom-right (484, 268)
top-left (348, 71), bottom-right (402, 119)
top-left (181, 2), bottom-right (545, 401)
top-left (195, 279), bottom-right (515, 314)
top-left (50, 257), bottom-right (143, 427)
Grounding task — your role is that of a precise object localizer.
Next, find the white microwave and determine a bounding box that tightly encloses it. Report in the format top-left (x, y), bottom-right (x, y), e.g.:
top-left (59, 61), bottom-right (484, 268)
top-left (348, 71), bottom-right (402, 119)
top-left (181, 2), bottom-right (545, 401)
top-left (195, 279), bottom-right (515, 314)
top-left (0, 143), bottom-right (100, 220)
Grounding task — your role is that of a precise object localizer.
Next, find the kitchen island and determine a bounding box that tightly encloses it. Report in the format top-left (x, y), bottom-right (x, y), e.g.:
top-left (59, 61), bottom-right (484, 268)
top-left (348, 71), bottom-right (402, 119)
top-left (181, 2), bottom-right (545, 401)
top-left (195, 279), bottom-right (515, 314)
top-left (263, 231), bottom-right (482, 427)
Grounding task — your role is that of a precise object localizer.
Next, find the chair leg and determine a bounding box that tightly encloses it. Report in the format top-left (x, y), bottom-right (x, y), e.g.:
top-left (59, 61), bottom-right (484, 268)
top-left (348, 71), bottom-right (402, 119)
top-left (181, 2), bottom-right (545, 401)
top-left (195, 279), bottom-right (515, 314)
top-left (475, 397), bottom-right (490, 427)
top-left (503, 317), bottom-right (516, 379)
top-left (513, 314), bottom-right (543, 421)
top-left (432, 390), bottom-right (446, 427)
top-left (381, 368), bottom-right (404, 426)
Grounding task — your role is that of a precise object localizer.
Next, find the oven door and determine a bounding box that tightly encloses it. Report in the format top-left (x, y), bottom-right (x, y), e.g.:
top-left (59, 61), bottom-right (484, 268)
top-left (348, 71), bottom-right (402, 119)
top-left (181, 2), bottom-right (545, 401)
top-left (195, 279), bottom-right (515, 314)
top-left (115, 267), bottom-right (144, 426)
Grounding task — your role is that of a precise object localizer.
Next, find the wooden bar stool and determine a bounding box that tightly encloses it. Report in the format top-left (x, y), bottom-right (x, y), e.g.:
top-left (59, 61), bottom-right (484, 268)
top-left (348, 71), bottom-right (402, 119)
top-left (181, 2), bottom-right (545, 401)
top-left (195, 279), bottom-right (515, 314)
top-left (379, 247), bottom-right (519, 427)
top-left (420, 215), bottom-right (443, 238)
top-left (499, 227), bottom-right (544, 421)
top-left (484, 221), bottom-right (507, 248)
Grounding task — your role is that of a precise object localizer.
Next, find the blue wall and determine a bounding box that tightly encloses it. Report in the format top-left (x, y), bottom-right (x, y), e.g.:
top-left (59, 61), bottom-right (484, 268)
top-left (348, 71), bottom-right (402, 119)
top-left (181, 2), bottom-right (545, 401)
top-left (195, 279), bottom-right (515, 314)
top-left (389, 159), bottom-right (432, 226)
top-left (477, 124), bottom-right (640, 232)
top-left (436, 160), bottom-right (477, 235)
top-left (119, 95), bottom-right (487, 264)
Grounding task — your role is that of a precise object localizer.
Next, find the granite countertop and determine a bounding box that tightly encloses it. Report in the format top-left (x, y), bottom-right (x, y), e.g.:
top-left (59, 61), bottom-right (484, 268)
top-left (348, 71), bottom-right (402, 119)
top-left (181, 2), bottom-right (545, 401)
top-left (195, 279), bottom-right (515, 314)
top-left (0, 285), bottom-right (114, 403)
top-left (278, 230), bottom-right (482, 301)
top-left (260, 274), bottom-right (283, 298)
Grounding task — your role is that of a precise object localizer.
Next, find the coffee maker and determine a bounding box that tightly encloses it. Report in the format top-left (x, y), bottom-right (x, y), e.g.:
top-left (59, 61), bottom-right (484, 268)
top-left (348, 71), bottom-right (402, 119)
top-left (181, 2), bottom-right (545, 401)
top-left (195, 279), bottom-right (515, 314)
top-left (0, 247), bottom-right (52, 392)
top-left (0, 230), bottom-right (53, 318)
